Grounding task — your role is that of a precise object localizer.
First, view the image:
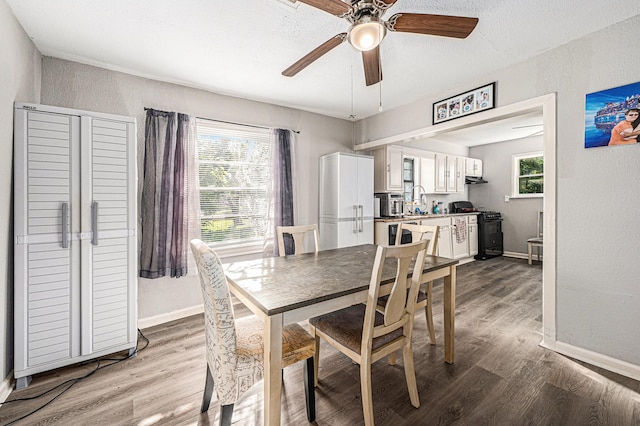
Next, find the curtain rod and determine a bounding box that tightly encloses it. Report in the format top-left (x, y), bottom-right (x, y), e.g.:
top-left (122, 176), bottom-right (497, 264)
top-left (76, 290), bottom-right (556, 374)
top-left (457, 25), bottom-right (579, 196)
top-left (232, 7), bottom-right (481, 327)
top-left (197, 117), bottom-right (301, 135)
top-left (143, 108), bottom-right (299, 134)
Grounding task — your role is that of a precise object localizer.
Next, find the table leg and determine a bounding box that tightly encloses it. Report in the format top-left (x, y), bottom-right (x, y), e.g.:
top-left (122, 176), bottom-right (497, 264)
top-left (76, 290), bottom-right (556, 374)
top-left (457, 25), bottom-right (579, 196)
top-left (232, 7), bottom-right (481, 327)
top-left (264, 314), bottom-right (283, 425)
top-left (443, 265), bottom-right (456, 364)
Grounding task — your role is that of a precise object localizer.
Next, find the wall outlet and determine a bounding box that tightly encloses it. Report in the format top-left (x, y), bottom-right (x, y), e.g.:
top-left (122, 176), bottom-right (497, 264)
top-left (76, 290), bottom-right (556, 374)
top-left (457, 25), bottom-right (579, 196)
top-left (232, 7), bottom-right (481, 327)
top-left (504, 195), bottom-right (510, 202)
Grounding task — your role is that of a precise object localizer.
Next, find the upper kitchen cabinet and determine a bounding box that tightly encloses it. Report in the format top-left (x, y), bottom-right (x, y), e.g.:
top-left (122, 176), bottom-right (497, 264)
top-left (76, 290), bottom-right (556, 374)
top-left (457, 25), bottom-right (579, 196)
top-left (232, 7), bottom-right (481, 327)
top-left (418, 154), bottom-right (463, 194)
top-left (465, 157), bottom-right (483, 177)
top-left (373, 145), bottom-right (403, 192)
top-left (431, 154), bottom-right (464, 193)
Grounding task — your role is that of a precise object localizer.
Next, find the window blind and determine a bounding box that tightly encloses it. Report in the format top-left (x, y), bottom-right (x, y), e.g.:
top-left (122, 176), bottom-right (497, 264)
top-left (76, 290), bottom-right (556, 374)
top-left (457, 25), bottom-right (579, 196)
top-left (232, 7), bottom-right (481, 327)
top-left (196, 119), bottom-right (272, 247)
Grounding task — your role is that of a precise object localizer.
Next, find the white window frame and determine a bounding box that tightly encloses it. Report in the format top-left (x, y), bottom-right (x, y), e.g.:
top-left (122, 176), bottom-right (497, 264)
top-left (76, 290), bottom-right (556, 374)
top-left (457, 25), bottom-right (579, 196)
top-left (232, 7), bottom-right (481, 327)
top-left (512, 151), bottom-right (544, 198)
top-left (196, 119), bottom-right (273, 258)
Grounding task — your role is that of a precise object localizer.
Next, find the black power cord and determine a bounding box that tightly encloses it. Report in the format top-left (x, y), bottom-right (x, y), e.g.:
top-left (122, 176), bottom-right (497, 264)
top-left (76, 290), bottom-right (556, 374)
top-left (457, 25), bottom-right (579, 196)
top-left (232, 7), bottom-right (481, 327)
top-left (1, 329), bottom-right (150, 425)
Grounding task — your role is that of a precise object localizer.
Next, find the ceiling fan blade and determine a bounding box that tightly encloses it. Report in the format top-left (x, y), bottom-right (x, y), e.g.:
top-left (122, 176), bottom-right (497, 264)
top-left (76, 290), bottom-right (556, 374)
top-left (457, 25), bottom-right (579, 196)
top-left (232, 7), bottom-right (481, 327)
top-left (282, 33), bottom-right (347, 77)
top-left (362, 46), bottom-right (382, 86)
top-left (387, 13), bottom-right (479, 39)
top-left (297, 0), bottom-right (353, 16)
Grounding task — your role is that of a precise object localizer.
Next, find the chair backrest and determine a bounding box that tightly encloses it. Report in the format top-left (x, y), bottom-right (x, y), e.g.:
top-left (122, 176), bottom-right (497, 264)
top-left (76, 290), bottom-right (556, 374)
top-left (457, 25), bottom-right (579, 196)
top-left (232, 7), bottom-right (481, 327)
top-left (362, 241), bottom-right (428, 348)
top-left (395, 223), bottom-right (439, 255)
top-left (276, 224), bottom-right (320, 257)
top-left (537, 210), bottom-right (544, 238)
top-left (190, 239), bottom-right (238, 387)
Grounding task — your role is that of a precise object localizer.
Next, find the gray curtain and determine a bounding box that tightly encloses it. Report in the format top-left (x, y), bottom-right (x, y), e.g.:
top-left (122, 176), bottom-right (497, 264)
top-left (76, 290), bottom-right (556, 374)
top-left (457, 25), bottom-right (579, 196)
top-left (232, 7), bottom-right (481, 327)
top-left (273, 129), bottom-right (294, 256)
top-left (140, 108), bottom-right (191, 278)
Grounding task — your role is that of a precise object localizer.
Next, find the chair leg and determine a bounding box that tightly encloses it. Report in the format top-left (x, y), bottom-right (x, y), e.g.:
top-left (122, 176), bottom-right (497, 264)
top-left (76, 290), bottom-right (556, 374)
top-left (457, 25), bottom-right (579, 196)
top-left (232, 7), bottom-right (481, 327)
top-left (425, 282), bottom-right (436, 345)
top-left (388, 351), bottom-right (396, 365)
top-left (310, 326), bottom-right (320, 387)
top-left (528, 243), bottom-right (533, 265)
top-left (360, 361), bottom-right (374, 426)
top-left (402, 339), bottom-right (420, 408)
top-left (201, 365), bottom-right (214, 413)
top-left (303, 356), bottom-right (316, 422)
top-left (219, 404), bottom-right (234, 426)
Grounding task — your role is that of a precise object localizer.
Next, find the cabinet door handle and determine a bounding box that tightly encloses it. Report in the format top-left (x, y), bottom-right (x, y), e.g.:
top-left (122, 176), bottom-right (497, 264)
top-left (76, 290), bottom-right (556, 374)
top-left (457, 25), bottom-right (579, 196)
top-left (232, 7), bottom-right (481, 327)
top-left (61, 202), bottom-right (69, 249)
top-left (353, 205), bottom-right (358, 233)
top-left (91, 201), bottom-right (99, 245)
top-left (358, 205), bottom-right (364, 232)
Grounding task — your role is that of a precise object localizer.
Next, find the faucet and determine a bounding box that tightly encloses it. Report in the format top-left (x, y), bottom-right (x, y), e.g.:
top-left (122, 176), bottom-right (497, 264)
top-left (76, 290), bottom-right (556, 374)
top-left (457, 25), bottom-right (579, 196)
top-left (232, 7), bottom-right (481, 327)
top-left (410, 185), bottom-right (426, 202)
top-left (409, 185), bottom-right (427, 212)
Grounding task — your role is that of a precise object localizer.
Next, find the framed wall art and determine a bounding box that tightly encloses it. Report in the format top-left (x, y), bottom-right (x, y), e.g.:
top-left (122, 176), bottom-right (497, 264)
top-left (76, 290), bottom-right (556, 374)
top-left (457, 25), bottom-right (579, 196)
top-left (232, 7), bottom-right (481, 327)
top-left (585, 81), bottom-right (640, 148)
top-left (433, 82), bottom-right (495, 125)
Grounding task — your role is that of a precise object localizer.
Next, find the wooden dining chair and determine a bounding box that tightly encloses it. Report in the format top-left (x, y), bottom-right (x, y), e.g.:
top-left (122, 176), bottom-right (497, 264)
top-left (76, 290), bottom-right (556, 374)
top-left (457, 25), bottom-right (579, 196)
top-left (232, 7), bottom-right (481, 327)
top-left (527, 210), bottom-right (543, 265)
top-left (276, 224), bottom-right (320, 256)
top-left (190, 239), bottom-right (316, 425)
top-left (384, 223), bottom-right (440, 345)
top-left (309, 241), bottom-right (429, 426)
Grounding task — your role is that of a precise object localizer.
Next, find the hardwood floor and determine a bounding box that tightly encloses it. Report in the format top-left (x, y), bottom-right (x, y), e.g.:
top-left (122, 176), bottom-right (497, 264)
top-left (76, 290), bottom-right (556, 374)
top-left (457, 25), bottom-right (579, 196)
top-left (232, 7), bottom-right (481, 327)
top-left (1, 257), bottom-right (639, 425)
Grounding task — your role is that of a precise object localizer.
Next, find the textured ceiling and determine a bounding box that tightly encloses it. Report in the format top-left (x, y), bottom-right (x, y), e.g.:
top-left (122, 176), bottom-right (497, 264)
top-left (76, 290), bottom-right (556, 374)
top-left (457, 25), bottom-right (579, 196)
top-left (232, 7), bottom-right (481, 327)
top-left (6, 0), bottom-right (640, 122)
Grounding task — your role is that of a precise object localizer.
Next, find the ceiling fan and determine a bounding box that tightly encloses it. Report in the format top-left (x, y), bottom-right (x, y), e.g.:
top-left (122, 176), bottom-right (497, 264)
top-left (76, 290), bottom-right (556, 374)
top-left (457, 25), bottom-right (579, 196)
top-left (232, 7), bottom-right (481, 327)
top-left (282, 0), bottom-right (479, 86)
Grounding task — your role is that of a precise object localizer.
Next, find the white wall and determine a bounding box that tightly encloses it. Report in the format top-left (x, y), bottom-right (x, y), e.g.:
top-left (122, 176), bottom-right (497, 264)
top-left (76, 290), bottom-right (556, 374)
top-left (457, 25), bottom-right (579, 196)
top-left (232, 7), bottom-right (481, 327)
top-left (469, 136), bottom-right (544, 254)
top-left (0, 1), bottom-right (41, 391)
top-left (356, 16), bottom-right (640, 371)
top-left (39, 58), bottom-right (354, 324)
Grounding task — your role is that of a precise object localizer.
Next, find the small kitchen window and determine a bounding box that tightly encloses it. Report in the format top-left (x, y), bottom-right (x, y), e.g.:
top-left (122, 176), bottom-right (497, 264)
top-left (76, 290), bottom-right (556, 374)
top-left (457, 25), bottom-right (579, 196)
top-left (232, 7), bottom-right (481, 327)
top-left (403, 158), bottom-right (414, 203)
top-left (512, 152), bottom-right (543, 197)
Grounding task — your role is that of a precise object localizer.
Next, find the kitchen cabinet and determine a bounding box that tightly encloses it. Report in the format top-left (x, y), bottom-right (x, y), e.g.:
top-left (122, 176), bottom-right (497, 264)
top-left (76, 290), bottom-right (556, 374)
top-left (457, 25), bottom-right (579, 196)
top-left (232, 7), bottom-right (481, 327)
top-left (373, 145), bottom-right (403, 192)
top-left (433, 154), bottom-right (448, 192)
top-left (465, 157), bottom-right (483, 177)
top-left (468, 215), bottom-right (478, 256)
top-left (451, 216), bottom-right (470, 259)
top-left (320, 152), bottom-right (374, 250)
top-left (13, 103), bottom-right (137, 389)
top-left (421, 217), bottom-right (452, 258)
top-left (433, 154), bottom-right (464, 193)
top-left (417, 156), bottom-right (435, 194)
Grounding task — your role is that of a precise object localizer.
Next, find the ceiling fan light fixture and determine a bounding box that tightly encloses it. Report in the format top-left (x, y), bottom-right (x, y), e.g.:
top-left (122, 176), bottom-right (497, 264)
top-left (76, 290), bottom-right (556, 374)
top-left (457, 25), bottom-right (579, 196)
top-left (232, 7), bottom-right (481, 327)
top-left (348, 17), bottom-right (386, 51)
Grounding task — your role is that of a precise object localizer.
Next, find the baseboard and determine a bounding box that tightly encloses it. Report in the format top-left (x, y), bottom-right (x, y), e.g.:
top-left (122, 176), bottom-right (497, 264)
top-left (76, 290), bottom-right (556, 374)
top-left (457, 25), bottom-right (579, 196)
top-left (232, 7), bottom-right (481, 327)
top-left (541, 339), bottom-right (640, 381)
top-left (138, 304), bottom-right (204, 330)
top-left (502, 251), bottom-right (529, 260)
top-left (0, 371), bottom-right (13, 404)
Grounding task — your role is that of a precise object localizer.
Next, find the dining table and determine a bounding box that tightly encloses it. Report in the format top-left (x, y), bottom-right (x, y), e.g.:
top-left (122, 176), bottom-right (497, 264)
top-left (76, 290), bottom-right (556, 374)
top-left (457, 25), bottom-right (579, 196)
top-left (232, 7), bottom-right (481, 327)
top-left (223, 243), bottom-right (458, 426)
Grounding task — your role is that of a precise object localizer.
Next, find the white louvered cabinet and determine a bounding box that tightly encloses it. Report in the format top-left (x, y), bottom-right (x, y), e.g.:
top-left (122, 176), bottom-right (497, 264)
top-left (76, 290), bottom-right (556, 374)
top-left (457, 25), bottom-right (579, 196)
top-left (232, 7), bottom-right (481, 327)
top-left (13, 103), bottom-right (137, 389)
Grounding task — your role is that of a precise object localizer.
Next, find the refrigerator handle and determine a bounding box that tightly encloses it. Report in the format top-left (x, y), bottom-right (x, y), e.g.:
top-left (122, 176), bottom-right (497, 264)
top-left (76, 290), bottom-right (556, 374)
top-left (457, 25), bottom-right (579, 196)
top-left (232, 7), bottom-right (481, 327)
top-left (61, 202), bottom-right (69, 249)
top-left (358, 205), bottom-right (364, 232)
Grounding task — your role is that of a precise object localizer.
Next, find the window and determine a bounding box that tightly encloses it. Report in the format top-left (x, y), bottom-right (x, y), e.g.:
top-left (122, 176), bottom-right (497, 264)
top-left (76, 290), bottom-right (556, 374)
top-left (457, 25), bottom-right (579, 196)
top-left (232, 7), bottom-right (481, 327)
top-left (196, 119), bottom-right (272, 253)
top-left (513, 152), bottom-right (544, 197)
top-left (403, 158), bottom-right (414, 203)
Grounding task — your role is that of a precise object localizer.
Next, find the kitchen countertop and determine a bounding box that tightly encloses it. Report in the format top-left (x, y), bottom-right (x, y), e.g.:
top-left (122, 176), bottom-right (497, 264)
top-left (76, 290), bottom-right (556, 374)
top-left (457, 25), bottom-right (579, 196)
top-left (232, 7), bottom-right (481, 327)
top-left (375, 212), bottom-right (480, 223)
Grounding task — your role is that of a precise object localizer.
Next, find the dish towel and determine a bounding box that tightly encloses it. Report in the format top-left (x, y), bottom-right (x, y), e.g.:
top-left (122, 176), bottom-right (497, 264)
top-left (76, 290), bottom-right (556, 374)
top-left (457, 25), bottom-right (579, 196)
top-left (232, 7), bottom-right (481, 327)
top-left (455, 217), bottom-right (467, 243)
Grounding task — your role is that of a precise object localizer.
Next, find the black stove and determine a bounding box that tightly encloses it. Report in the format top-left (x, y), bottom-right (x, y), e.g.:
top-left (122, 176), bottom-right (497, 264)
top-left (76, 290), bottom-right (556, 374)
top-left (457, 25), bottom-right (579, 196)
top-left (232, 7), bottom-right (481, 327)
top-left (451, 202), bottom-right (503, 260)
top-left (478, 211), bottom-right (502, 221)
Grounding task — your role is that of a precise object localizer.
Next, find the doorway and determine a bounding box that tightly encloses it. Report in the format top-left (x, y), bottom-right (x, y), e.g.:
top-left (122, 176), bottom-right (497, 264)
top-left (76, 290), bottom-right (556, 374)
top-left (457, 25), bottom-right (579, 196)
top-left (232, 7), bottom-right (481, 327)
top-left (354, 93), bottom-right (557, 346)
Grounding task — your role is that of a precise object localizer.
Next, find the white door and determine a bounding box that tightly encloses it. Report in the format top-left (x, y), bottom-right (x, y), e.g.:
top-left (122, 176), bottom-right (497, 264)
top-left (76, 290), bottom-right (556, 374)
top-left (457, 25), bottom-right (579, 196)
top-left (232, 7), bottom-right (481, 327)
top-left (387, 146), bottom-right (404, 191)
top-left (438, 225), bottom-right (453, 258)
top-left (446, 156), bottom-right (457, 192)
top-left (81, 117), bottom-right (137, 354)
top-left (455, 157), bottom-right (465, 192)
top-left (469, 223), bottom-right (478, 256)
top-left (357, 156), bottom-right (374, 244)
top-left (14, 110), bottom-right (82, 372)
top-left (434, 154), bottom-right (447, 192)
top-left (451, 217), bottom-right (469, 259)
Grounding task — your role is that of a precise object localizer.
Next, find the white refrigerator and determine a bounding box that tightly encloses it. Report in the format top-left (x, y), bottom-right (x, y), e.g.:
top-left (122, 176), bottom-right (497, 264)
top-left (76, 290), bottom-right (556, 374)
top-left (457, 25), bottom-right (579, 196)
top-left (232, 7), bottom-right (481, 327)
top-left (319, 152), bottom-right (374, 250)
